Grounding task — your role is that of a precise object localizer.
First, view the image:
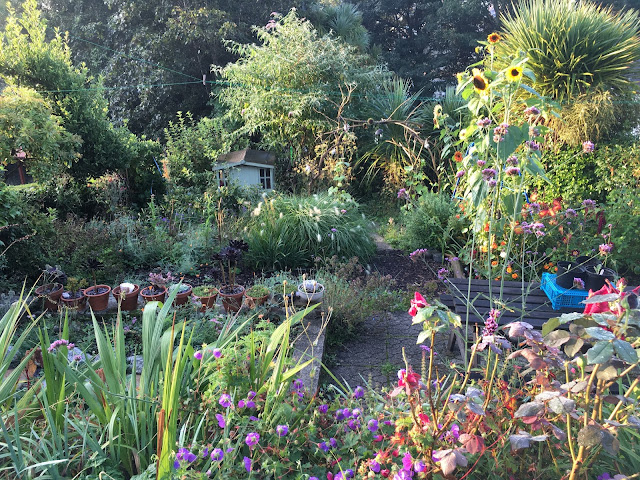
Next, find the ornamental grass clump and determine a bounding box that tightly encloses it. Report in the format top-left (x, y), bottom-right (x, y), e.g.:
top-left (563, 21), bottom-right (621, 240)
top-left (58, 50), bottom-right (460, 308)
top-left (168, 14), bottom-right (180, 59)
top-left (245, 192), bottom-right (374, 270)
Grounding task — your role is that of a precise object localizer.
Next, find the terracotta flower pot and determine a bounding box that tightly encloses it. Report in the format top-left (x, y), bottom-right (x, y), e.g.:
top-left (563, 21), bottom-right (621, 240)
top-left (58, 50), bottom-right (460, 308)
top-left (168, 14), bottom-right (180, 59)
top-left (35, 283), bottom-right (64, 311)
top-left (61, 291), bottom-right (87, 309)
top-left (112, 284), bottom-right (140, 311)
top-left (245, 293), bottom-right (269, 309)
top-left (84, 285), bottom-right (112, 311)
top-left (170, 284), bottom-right (193, 307)
top-left (193, 287), bottom-right (218, 312)
top-left (140, 285), bottom-right (167, 303)
top-left (219, 285), bottom-right (245, 313)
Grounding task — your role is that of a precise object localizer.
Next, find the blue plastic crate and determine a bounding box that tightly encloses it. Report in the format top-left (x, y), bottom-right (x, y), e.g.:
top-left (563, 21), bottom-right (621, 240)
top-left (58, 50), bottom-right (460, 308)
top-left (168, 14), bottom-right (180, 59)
top-left (541, 272), bottom-right (589, 310)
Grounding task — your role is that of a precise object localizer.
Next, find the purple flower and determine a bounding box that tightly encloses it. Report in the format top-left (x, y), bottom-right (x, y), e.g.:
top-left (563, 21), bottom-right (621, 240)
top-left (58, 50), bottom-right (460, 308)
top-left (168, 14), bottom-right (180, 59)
top-left (414, 460), bottom-right (426, 472)
top-left (48, 339), bottom-right (73, 353)
top-left (243, 456), bottom-right (252, 473)
top-left (505, 166), bottom-right (520, 176)
top-left (367, 419), bottom-right (379, 432)
top-left (397, 188), bottom-right (410, 200)
top-left (565, 208), bottom-right (577, 218)
top-left (340, 209), bottom-right (347, 214)
top-left (482, 309), bottom-right (500, 336)
top-left (582, 199), bottom-right (596, 210)
top-left (173, 460), bottom-right (180, 469)
top-left (246, 400), bottom-right (256, 409)
top-left (599, 243), bottom-right (612, 255)
top-left (582, 141), bottom-right (595, 153)
top-left (318, 404), bottom-right (329, 414)
top-left (573, 278), bottom-right (585, 290)
top-left (402, 452), bottom-right (413, 470)
top-left (351, 408), bottom-right (361, 418)
top-left (329, 437), bottom-right (337, 448)
top-left (482, 168), bottom-right (497, 181)
top-left (437, 268), bottom-right (449, 280)
top-left (524, 106), bottom-right (540, 115)
top-left (216, 413), bottom-right (225, 428)
top-left (476, 117), bottom-right (491, 128)
top-left (210, 448), bottom-right (224, 461)
top-left (276, 424), bottom-right (289, 436)
top-left (477, 159), bottom-right (486, 167)
top-left (219, 394), bottom-right (232, 408)
top-left (370, 460), bottom-right (381, 472)
top-left (347, 419), bottom-right (358, 430)
top-left (247, 391), bottom-right (256, 400)
top-left (353, 386), bottom-right (364, 398)
top-left (245, 432), bottom-right (260, 447)
top-left (597, 474), bottom-right (612, 480)
top-left (212, 348), bottom-right (222, 358)
top-left (237, 399), bottom-right (246, 408)
top-left (456, 170), bottom-right (465, 178)
top-left (319, 441), bottom-right (330, 452)
top-left (488, 178), bottom-right (497, 187)
top-left (331, 228), bottom-right (337, 233)
top-left (194, 351), bottom-right (203, 360)
top-left (526, 140), bottom-right (541, 151)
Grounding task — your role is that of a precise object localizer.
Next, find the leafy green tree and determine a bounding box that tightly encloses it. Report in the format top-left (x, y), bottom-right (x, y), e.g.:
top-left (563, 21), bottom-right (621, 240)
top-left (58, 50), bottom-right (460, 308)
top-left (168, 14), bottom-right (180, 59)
top-left (354, 0), bottom-right (499, 94)
top-left (0, 0), bottom-right (162, 209)
top-left (0, 85), bottom-right (81, 181)
top-left (308, 2), bottom-right (370, 51)
top-left (41, 0), bottom-right (304, 137)
top-left (219, 9), bottom-right (389, 191)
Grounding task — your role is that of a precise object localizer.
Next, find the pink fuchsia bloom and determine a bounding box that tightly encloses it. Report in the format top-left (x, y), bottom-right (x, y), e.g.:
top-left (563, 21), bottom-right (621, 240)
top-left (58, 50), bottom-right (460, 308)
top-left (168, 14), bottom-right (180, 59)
top-left (408, 291), bottom-right (429, 316)
top-left (582, 141), bottom-right (595, 153)
top-left (245, 432), bottom-right (260, 447)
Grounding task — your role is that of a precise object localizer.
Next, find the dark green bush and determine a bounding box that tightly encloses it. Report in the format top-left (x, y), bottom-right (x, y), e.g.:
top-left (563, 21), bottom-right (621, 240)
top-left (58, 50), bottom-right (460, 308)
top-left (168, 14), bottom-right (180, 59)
top-left (401, 191), bottom-right (465, 252)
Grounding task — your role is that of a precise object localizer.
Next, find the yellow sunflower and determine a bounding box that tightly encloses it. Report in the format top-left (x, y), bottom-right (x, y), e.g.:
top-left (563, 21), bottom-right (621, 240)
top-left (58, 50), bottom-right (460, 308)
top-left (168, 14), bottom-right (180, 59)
top-left (472, 68), bottom-right (489, 95)
top-left (433, 104), bottom-right (443, 128)
top-left (487, 32), bottom-right (501, 44)
top-left (506, 66), bottom-right (523, 82)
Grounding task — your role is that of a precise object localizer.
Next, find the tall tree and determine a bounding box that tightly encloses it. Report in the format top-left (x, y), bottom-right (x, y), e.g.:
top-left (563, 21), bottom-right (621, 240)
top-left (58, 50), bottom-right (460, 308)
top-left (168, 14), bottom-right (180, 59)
top-left (40, 0), bottom-right (304, 137)
top-left (354, 0), bottom-right (500, 94)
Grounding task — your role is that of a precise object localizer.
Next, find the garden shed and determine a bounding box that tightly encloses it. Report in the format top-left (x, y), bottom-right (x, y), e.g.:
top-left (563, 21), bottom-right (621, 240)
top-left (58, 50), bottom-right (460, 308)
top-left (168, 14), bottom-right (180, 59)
top-left (213, 148), bottom-right (275, 190)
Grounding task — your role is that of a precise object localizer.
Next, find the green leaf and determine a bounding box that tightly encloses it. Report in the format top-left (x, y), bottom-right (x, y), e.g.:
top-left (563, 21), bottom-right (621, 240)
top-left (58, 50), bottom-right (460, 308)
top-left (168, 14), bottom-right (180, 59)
top-left (416, 330), bottom-right (431, 345)
top-left (586, 341), bottom-right (614, 364)
top-left (564, 337), bottom-right (584, 358)
top-left (557, 312), bottom-right (585, 325)
top-left (544, 330), bottom-right (571, 347)
top-left (613, 339), bottom-right (638, 364)
top-left (584, 327), bottom-right (616, 341)
top-left (583, 293), bottom-right (620, 304)
top-left (542, 317), bottom-right (560, 336)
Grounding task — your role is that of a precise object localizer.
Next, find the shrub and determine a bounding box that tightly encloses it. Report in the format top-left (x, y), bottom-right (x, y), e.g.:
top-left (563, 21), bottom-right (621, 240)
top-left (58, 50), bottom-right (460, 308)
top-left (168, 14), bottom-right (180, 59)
top-left (401, 191), bottom-right (465, 253)
top-left (245, 192), bottom-right (374, 270)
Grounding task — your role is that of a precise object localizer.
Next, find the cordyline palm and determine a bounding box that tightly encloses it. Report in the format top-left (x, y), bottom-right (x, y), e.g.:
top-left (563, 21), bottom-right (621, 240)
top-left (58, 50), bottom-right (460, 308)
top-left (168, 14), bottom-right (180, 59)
top-left (498, 0), bottom-right (640, 102)
top-left (358, 77), bottom-right (430, 186)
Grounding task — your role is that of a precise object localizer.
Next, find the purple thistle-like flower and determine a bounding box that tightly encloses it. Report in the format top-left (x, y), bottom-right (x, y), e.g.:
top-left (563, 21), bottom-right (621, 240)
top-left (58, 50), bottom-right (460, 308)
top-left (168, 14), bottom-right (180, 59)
top-left (477, 159), bottom-right (486, 167)
top-left (565, 208), bottom-right (577, 218)
top-left (482, 168), bottom-right (497, 181)
top-left (505, 166), bottom-right (521, 176)
top-left (245, 432), bottom-right (260, 447)
top-left (506, 155), bottom-right (518, 166)
top-left (526, 140), bottom-right (541, 151)
top-left (456, 170), bottom-right (465, 178)
top-left (276, 424), bottom-right (289, 436)
top-left (524, 106), bottom-right (540, 116)
top-left (48, 339), bottom-right (73, 353)
top-left (476, 117), bottom-right (492, 128)
top-left (219, 394), bottom-right (232, 408)
top-left (488, 178), bottom-right (497, 188)
top-left (582, 141), bottom-right (595, 153)
top-left (397, 188), bottom-right (410, 200)
top-left (573, 278), bottom-right (585, 290)
top-left (583, 199), bottom-right (597, 209)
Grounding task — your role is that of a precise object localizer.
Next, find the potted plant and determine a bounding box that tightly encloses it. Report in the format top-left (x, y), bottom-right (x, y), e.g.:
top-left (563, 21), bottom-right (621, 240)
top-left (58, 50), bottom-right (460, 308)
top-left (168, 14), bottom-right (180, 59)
top-left (83, 258), bottom-right (111, 311)
top-left (141, 270), bottom-right (172, 303)
top-left (192, 285), bottom-right (218, 312)
top-left (215, 240), bottom-right (248, 312)
top-left (297, 279), bottom-right (324, 302)
top-left (35, 264), bottom-right (66, 311)
top-left (168, 281), bottom-right (193, 306)
top-left (556, 260), bottom-right (586, 289)
top-left (112, 282), bottom-right (140, 311)
top-left (584, 264), bottom-right (617, 291)
top-left (245, 284), bottom-right (271, 309)
top-left (61, 276), bottom-right (88, 309)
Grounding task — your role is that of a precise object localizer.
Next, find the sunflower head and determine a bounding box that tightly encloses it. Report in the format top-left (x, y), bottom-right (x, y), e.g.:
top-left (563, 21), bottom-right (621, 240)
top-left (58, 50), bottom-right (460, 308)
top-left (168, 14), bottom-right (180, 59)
top-left (472, 69), bottom-right (489, 95)
top-left (433, 104), bottom-right (443, 128)
top-left (487, 32), bottom-right (501, 44)
top-left (506, 66), bottom-right (523, 82)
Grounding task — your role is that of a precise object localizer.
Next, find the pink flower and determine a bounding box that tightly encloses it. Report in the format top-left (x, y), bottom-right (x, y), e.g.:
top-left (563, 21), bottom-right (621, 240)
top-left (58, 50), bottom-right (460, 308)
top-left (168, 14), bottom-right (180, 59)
top-left (408, 292), bottom-right (429, 316)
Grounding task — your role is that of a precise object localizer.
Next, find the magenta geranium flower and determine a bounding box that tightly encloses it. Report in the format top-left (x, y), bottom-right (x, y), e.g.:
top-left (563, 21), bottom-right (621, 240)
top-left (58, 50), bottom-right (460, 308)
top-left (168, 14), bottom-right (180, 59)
top-left (408, 291), bottom-right (429, 316)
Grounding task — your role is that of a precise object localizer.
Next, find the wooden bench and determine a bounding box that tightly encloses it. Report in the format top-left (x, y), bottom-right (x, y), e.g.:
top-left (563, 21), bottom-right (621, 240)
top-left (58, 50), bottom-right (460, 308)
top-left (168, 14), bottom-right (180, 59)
top-left (439, 278), bottom-right (580, 358)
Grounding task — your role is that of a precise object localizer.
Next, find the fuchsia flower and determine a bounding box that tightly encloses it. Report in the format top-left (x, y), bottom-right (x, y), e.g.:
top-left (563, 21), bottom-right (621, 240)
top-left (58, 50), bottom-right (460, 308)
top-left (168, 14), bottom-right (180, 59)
top-left (408, 292), bottom-right (429, 316)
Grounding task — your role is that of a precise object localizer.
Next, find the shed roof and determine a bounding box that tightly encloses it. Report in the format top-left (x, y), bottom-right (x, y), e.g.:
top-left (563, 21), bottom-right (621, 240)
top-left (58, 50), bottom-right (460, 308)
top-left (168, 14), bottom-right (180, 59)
top-left (214, 148), bottom-right (275, 170)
